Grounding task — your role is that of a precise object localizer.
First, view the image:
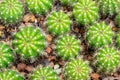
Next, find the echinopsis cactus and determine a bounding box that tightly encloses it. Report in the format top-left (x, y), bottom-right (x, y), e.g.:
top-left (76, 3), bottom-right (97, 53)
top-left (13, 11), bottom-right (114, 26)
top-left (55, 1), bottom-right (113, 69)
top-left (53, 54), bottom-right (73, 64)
top-left (64, 58), bottom-right (91, 80)
top-left (97, 0), bottom-right (120, 16)
top-left (0, 0), bottom-right (24, 24)
top-left (25, 0), bottom-right (53, 15)
top-left (94, 46), bottom-right (120, 73)
top-left (30, 66), bottom-right (59, 80)
top-left (46, 11), bottom-right (72, 36)
top-left (12, 26), bottom-right (45, 60)
top-left (73, 0), bottom-right (98, 25)
top-left (60, 0), bottom-right (78, 6)
top-left (55, 34), bottom-right (80, 60)
top-left (86, 22), bottom-right (114, 48)
top-left (115, 13), bottom-right (120, 27)
top-left (0, 69), bottom-right (24, 80)
top-left (0, 43), bottom-right (14, 68)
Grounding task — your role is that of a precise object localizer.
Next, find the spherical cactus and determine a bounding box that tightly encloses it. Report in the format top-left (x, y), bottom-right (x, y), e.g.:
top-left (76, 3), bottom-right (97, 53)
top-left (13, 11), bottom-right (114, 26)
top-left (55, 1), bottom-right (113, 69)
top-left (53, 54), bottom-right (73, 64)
top-left (0, 43), bottom-right (14, 68)
top-left (60, 0), bottom-right (78, 6)
top-left (0, 69), bottom-right (24, 80)
top-left (12, 26), bottom-right (46, 60)
top-left (115, 13), bottom-right (120, 27)
top-left (55, 34), bottom-right (80, 60)
top-left (25, 0), bottom-right (53, 15)
top-left (64, 58), bottom-right (91, 80)
top-left (86, 22), bottom-right (114, 48)
top-left (73, 0), bottom-right (98, 25)
top-left (0, 0), bottom-right (24, 24)
top-left (97, 0), bottom-right (120, 16)
top-left (94, 46), bottom-right (120, 73)
top-left (30, 66), bottom-right (59, 80)
top-left (46, 11), bottom-right (72, 36)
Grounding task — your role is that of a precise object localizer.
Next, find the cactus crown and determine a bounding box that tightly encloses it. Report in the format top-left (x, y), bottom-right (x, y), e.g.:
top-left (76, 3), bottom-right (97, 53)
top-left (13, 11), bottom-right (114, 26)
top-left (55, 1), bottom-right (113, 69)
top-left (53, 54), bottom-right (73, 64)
top-left (0, 0), bottom-right (24, 24)
top-left (12, 26), bottom-right (45, 59)
top-left (55, 34), bottom-right (80, 60)
top-left (73, 0), bottom-right (98, 25)
top-left (46, 11), bottom-right (72, 36)
top-left (86, 22), bottom-right (114, 48)
top-left (64, 58), bottom-right (91, 80)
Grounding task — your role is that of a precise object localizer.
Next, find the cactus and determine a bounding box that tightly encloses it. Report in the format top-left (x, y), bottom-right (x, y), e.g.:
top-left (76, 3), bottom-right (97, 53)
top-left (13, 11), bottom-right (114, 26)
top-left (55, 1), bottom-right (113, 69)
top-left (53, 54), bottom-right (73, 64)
top-left (55, 34), bottom-right (80, 60)
top-left (94, 46), bottom-right (120, 73)
top-left (64, 58), bottom-right (91, 80)
top-left (46, 11), bottom-right (72, 36)
top-left (0, 43), bottom-right (14, 68)
top-left (30, 66), bottom-right (59, 80)
top-left (86, 22), bottom-right (114, 48)
top-left (73, 0), bottom-right (98, 25)
top-left (115, 13), bottom-right (120, 27)
top-left (12, 26), bottom-right (45, 60)
top-left (25, 0), bottom-right (53, 15)
top-left (60, 0), bottom-right (78, 6)
top-left (0, 0), bottom-right (24, 24)
top-left (0, 69), bottom-right (24, 80)
top-left (97, 0), bottom-right (120, 16)
top-left (115, 32), bottom-right (120, 48)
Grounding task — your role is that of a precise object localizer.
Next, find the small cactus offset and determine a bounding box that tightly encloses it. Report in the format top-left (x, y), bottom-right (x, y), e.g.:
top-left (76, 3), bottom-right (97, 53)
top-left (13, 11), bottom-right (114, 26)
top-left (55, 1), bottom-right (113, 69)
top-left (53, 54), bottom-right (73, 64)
top-left (30, 66), bottom-right (59, 80)
top-left (94, 46), bottom-right (120, 73)
top-left (86, 22), bottom-right (114, 48)
top-left (73, 0), bottom-right (98, 25)
top-left (25, 0), bottom-right (53, 15)
top-left (0, 0), bottom-right (24, 24)
top-left (115, 13), bottom-right (120, 27)
top-left (0, 69), bottom-right (24, 80)
top-left (46, 11), bottom-right (72, 36)
top-left (64, 58), bottom-right (91, 80)
top-left (12, 26), bottom-right (46, 60)
top-left (60, 0), bottom-right (78, 6)
top-left (0, 43), bottom-right (14, 68)
top-left (55, 34), bottom-right (80, 60)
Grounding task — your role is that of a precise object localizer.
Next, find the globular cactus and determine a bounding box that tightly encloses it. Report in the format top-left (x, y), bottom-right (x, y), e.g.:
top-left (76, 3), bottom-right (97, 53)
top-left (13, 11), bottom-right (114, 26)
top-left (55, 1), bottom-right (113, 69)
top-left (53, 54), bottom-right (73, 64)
top-left (46, 11), bottom-right (72, 36)
top-left (73, 0), bottom-right (98, 25)
top-left (55, 34), bottom-right (80, 60)
top-left (97, 0), bottom-right (120, 16)
top-left (0, 69), bottom-right (24, 80)
top-left (86, 22), bottom-right (114, 48)
top-left (0, 0), bottom-right (24, 24)
top-left (25, 0), bottom-right (53, 15)
top-left (30, 66), bottom-right (59, 80)
top-left (64, 58), bottom-right (91, 80)
top-left (94, 46), bottom-right (120, 73)
top-left (115, 13), bottom-right (120, 27)
top-left (60, 0), bottom-right (78, 6)
top-left (0, 43), bottom-right (14, 68)
top-left (12, 26), bottom-right (46, 60)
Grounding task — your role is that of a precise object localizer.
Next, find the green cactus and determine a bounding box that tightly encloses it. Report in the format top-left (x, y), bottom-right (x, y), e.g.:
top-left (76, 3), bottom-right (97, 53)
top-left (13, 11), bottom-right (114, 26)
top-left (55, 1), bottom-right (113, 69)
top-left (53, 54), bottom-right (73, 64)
top-left (115, 13), bottom-right (120, 27)
top-left (73, 0), bottom-right (98, 25)
top-left (25, 0), bottom-right (53, 15)
top-left (0, 0), bottom-right (24, 24)
top-left (115, 32), bottom-right (120, 48)
top-left (64, 58), bottom-right (91, 80)
top-left (55, 34), bottom-right (80, 60)
top-left (30, 66), bottom-right (59, 80)
top-left (46, 11), bottom-right (72, 36)
top-left (86, 22), bottom-right (114, 48)
top-left (60, 0), bottom-right (78, 6)
top-left (12, 26), bottom-right (45, 60)
top-left (97, 0), bottom-right (120, 16)
top-left (0, 69), bottom-right (24, 80)
top-left (0, 43), bottom-right (14, 68)
top-left (94, 46), bottom-right (120, 73)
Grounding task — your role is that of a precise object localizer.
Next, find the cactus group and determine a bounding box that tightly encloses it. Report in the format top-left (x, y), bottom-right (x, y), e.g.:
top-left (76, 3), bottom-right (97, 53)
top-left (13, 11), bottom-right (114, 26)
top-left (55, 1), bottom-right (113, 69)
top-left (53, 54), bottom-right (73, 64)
top-left (94, 46), bottom-right (120, 73)
top-left (12, 26), bottom-right (45, 60)
top-left (0, 0), bottom-right (24, 24)
top-left (55, 34), bottom-right (80, 60)
top-left (30, 66), bottom-right (59, 80)
top-left (73, 0), bottom-right (98, 25)
top-left (64, 58), bottom-right (91, 80)
top-left (46, 11), bottom-right (72, 36)
top-left (86, 22), bottom-right (114, 48)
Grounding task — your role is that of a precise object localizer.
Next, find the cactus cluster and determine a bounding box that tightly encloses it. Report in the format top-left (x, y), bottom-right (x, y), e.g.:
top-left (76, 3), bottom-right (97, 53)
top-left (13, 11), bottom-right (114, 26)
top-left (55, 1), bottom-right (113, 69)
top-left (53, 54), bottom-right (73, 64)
top-left (64, 58), bottom-right (91, 80)
top-left (73, 0), bottom-right (98, 25)
top-left (55, 34), bottom-right (80, 60)
top-left (46, 11), bottom-right (72, 36)
top-left (0, 0), bottom-right (24, 24)
top-left (12, 26), bottom-right (45, 60)
top-left (86, 22), bottom-right (114, 48)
